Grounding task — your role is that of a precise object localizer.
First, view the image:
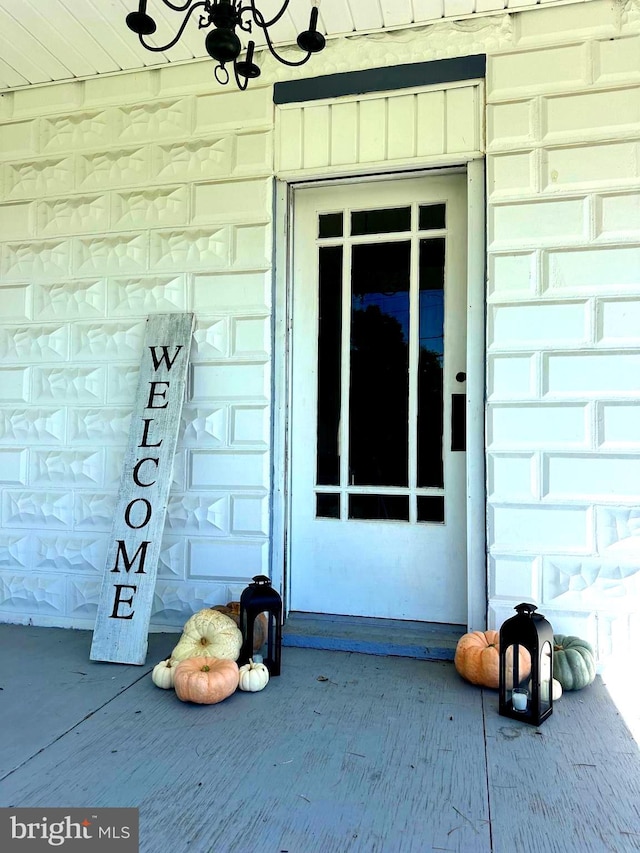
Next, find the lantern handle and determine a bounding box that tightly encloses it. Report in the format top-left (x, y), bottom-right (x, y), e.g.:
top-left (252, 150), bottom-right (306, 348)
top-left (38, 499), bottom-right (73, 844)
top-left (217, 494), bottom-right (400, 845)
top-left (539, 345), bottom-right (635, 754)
top-left (514, 602), bottom-right (537, 615)
top-left (251, 574), bottom-right (271, 585)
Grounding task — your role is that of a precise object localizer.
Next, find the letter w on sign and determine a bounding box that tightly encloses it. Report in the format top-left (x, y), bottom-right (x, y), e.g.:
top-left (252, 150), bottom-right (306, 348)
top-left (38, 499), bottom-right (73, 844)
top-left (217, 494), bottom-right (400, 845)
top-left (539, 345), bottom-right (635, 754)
top-left (90, 313), bottom-right (195, 664)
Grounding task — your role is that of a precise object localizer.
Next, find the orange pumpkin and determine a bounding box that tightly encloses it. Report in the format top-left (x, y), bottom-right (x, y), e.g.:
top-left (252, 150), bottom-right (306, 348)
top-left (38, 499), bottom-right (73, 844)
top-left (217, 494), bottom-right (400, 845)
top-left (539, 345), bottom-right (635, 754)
top-left (454, 630), bottom-right (531, 689)
top-left (173, 657), bottom-right (239, 705)
top-left (211, 601), bottom-right (267, 652)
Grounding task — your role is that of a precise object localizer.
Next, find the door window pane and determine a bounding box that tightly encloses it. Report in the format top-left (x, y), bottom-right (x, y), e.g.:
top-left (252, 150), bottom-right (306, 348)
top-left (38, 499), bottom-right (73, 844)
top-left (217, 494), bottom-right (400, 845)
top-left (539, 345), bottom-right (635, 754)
top-left (317, 245), bottom-right (342, 485)
top-left (417, 496), bottom-right (445, 523)
top-left (319, 212), bottom-right (343, 238)
top-left (349, 241), bottom-right (410, 487)
top-left (349, 495), bottom-right (409, 521)
top-left (419, 204), bottom-right (446, 230)
top-left (317, 493), bottom-right (340, 518)
top-left (351, 207), bottom-right (411, 236)
top-left (417, 238), bottom-right (445, 487)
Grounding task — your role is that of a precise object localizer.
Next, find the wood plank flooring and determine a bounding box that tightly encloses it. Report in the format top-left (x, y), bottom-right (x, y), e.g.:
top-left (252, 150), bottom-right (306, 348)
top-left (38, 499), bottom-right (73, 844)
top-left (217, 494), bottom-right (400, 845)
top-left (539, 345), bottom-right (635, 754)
top-left (0, 624), bottom-right (638, 853)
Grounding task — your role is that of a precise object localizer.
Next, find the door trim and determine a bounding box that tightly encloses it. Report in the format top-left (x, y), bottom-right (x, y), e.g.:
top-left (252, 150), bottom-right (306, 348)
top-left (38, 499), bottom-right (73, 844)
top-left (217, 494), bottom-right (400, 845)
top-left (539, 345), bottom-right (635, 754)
top-left (271, 162), bottom-right (487, 630)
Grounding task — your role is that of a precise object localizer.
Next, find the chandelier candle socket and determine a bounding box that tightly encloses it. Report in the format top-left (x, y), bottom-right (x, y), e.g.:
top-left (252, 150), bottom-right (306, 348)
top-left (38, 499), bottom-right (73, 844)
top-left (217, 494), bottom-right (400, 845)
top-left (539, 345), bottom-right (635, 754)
top-left (126, 0), bottom-right (326, 89)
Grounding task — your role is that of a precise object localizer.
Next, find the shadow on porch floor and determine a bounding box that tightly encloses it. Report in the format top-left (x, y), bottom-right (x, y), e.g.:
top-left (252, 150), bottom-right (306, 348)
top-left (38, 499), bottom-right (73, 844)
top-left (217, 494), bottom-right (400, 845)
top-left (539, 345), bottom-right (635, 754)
top-left (0, 624), bottom-right (638, 853)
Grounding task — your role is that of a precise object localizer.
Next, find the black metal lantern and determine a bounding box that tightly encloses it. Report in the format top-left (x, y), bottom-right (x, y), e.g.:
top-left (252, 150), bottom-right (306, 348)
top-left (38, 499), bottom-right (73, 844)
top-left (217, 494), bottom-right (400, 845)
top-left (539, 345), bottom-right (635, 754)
top-left (239, 575), bottom-right (282, 676)
top-left (499, 602), bottom-right (554, 726)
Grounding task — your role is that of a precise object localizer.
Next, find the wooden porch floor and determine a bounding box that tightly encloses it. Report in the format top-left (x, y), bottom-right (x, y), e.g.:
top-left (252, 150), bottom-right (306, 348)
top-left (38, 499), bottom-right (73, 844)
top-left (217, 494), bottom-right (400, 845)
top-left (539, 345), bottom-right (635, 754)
top-left (1, 624), bottom-right (638, 853)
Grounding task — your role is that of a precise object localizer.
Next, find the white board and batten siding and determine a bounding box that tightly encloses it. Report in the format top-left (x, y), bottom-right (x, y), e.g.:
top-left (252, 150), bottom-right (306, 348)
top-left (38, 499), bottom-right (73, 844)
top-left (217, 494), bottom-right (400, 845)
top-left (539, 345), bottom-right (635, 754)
top-left (90, 313), bottom-right (194, 664)
top-left (275, 82), bottom-right (484, 179)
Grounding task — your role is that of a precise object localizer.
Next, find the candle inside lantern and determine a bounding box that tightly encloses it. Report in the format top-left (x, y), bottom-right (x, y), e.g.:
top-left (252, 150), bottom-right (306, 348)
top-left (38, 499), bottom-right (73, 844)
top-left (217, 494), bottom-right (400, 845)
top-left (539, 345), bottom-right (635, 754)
top-left (512, 688), bottom-right (529, 712)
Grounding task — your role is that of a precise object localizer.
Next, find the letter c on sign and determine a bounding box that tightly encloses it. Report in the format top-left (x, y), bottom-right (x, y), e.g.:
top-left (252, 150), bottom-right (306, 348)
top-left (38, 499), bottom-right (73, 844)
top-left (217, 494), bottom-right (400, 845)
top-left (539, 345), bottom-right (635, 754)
top-left (133, 457), bottom-right (159, 487)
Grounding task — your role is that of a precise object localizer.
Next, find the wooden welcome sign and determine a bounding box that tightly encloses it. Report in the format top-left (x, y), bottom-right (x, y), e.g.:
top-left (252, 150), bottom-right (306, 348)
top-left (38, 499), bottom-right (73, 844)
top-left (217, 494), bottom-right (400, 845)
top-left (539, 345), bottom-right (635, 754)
top-left (90, 313), bottom-right (195, 665)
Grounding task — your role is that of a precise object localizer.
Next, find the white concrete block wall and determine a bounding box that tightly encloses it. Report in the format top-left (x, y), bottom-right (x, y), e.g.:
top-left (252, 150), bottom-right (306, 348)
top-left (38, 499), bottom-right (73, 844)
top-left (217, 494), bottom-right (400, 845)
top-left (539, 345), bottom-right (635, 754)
top-left (0, 74), bottom-right (274, 629)
top-left (486, 0), bottom-right (640, 661)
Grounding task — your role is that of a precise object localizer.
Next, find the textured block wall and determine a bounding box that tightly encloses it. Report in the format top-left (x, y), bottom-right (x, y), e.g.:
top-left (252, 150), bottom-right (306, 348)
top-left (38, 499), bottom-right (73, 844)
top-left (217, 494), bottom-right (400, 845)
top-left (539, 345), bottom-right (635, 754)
top-left (0, 69), bottom-right (275, 629)
top-left (486, 1), bottom-right (640, 660)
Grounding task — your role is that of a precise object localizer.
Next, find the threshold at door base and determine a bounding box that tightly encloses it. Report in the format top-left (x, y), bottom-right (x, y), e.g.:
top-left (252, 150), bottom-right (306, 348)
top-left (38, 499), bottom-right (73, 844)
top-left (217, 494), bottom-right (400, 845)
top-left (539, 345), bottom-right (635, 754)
top-left (282, 612), bottom-right (465, 661)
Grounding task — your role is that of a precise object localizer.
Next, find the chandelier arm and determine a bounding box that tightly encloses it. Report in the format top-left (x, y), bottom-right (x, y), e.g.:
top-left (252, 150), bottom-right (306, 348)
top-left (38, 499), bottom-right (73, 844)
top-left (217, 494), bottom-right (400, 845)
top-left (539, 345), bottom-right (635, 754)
top-left (233, 63), bottom-right (251, 91)
top-left (244, 0), bottom-right (291, 30)
top-left (261, 26), bottom-right (313, 67)
top-left (138, 1), bottom-right (207, 52)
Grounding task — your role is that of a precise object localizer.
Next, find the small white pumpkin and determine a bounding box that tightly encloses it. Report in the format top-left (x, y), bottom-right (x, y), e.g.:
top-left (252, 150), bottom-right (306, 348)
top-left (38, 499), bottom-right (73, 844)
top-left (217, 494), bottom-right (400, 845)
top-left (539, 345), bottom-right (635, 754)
top-left (152, 658), bottom-right (177, 689)
top-left (552, 678), bottom-right (563, 701)
top-left (238, 658), bottom-right (269, 692)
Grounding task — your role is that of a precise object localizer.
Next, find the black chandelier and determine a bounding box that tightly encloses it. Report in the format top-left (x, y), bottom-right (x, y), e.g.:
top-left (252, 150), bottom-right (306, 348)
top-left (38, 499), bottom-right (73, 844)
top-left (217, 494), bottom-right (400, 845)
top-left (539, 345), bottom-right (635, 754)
top-left (126, 0), bottom-right (326, 89)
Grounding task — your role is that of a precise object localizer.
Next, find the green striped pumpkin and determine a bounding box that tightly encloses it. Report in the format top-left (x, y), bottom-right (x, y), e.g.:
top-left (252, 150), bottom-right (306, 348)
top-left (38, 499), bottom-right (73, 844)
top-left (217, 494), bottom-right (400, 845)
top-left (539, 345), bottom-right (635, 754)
top-left (553, 635), bottom-right (596, 691)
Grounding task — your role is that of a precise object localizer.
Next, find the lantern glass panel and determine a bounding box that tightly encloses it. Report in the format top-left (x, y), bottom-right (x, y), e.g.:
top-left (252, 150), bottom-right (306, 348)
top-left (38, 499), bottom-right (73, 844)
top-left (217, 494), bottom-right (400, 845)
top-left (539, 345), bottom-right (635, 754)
top-left (504, 643), bottom-right (531, 713)
top-left (539, 640), bottom-right (552, 711)
top-left (240, 608), bottom-right (267, 661)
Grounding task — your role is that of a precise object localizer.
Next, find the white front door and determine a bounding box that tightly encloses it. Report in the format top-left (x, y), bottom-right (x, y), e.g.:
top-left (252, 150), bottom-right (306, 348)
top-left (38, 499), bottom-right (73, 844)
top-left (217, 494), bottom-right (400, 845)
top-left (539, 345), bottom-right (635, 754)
top-left (289, 174), bottom-right (468, 623)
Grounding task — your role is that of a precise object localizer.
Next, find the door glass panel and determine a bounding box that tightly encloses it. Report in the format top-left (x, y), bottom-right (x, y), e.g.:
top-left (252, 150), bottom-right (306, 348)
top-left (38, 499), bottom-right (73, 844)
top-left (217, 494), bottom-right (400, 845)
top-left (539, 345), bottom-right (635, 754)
top-left (349, 495), bottom-right (409, 521)
top-left (417, 237), bottom-right (445, 488)
top-left (351, 207), bottom-right (411, 236)
top-left (349, 241), bottom-right (410, 487)
top-left (419, 204), bottom-right (446, 230)
top-left (317, 493), bottom-right (340, 519)
top-left (317, 245), bottom-right (342, 486)
top-left (417, 496), bottom-right (445, 523)
top-left (318, 212), bottom-right (343, 238)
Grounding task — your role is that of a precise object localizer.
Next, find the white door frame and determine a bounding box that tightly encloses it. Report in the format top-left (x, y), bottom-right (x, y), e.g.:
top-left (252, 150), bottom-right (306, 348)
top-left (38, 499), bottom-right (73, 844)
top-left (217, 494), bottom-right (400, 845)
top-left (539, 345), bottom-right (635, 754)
top-left (271, 159), bottom-right (487, 631)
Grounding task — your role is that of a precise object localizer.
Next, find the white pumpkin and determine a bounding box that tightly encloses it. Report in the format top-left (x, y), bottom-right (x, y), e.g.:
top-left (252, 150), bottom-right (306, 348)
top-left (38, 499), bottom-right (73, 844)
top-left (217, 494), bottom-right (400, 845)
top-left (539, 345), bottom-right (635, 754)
top-left (552, 678), bottom-right (563, 701)
top-left (152, 658), bottom-right (177, 689)
top-left (170, 609), bottom-right (243, 662)
top-left (238, 658), bottom-right (270, 692)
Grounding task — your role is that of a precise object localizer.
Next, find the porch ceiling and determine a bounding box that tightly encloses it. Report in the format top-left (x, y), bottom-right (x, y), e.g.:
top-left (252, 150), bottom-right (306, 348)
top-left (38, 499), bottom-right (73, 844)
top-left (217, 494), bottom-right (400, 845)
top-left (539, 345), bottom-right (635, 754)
top-left (0, 0), bottom-right (586, 92)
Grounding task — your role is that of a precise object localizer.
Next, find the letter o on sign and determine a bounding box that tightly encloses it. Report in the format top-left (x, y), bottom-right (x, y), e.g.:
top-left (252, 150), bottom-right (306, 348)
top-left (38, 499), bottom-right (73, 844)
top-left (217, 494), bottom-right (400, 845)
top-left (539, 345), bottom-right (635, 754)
top-left (124, 498), bottom-right (152, 530)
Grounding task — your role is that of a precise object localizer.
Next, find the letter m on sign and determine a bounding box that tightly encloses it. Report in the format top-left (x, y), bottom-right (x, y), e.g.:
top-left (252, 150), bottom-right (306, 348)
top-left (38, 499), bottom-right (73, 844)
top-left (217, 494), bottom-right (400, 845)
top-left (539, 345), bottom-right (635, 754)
top-left (90, 313), bottom-right (195, 664)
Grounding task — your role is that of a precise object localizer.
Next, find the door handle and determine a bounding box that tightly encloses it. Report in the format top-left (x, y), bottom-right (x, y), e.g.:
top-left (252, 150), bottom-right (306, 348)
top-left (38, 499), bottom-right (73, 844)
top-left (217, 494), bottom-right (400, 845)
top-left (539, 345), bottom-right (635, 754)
top-left (451, 394), bottom-right (466, 452)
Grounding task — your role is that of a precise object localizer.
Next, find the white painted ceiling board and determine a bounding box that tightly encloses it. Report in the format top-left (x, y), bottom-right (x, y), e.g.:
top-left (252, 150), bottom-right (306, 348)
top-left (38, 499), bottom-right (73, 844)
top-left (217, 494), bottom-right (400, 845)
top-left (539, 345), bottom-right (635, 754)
top-left (0, 0), bottom-right (588, 91)
top-left (380, 0), bottom-right (415, 28)
top-left (314, 0), bottom-right (355, 32)
top-left (2, 0), bottom-right (101, 79)
top-left (59, 0), bottom-right (154, 71)
top-left (0, 2), bottom-right (73, 82)
top-left (0, 54), bottom-right (29, 88)
top-left (37, 0), bottom-right (124, 75)
top-left (412, 0), bottom-right (445, 20)
top-left (475, 0), bottom-right (507, 11)
top-left (349, 0), bottom-right (385, 30)
top-left (0, 11), bottom-right (61, 84)
top-left (444, 0), bottom-right (477, 16)
top-left (286, 1), bottom-right (324, 37)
